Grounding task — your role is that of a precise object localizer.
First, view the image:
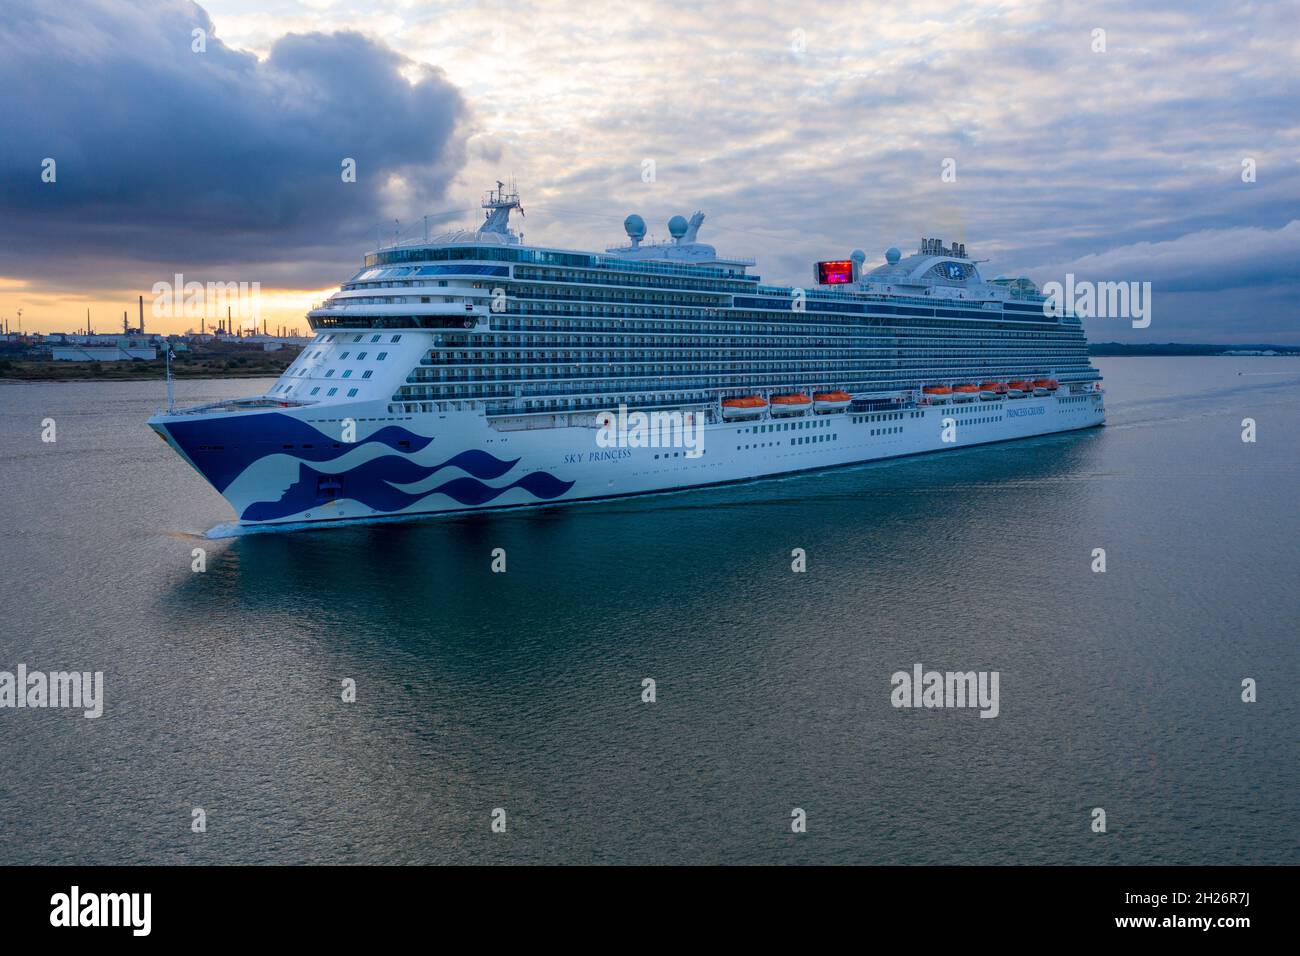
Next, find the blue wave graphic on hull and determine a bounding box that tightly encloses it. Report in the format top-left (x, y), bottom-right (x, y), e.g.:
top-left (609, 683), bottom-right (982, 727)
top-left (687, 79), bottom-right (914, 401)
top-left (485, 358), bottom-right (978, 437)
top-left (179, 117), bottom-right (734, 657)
top-left (241, 455), bottom-right (573, 521)
top-left (396, 448), bottom-right (521, 481)
top-left (163, 412), bottom-right (439, 492)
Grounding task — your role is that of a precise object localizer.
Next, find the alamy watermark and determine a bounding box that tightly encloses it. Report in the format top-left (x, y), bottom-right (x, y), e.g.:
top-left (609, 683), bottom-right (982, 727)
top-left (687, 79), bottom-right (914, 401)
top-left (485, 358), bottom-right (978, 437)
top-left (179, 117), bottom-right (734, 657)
top-left (0, 665), bottom-right (103, 718)
top-left (50, 886), bottom-right (150, 936)
top-left (595, 404), bottom-right (705, 457)
top-left (152, 273), bottom-right (261, 321)
top-left (1042, 274), bottom-right (1151, 328)
top-left (890, 663), bottom-right (1000, 718)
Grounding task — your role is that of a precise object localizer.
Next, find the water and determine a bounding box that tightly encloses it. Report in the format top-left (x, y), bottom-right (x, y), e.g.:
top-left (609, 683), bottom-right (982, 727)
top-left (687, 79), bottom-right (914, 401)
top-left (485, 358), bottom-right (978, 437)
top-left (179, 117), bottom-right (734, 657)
top-left (1, 358), bottom-right (1296, 864)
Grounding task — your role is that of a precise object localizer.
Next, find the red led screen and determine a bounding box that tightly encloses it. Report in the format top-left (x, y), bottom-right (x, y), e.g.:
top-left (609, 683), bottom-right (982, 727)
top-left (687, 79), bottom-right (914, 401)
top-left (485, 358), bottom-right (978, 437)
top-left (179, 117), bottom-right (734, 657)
top-left (816, 260), bottom-right (855, 284)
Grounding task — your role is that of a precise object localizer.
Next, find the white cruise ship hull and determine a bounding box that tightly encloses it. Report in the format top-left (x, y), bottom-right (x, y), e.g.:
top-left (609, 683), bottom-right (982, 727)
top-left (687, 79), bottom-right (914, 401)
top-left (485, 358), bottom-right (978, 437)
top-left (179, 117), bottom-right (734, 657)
top-left (150, 390), bottom-right (1105, 526)
top-left (148, 198), bottom-right (1109, 526)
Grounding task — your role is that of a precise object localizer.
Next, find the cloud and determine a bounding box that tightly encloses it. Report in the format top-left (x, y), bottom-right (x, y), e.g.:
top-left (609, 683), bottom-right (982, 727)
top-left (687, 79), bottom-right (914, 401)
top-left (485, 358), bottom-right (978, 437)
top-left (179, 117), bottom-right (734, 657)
top-left (404, 0), bottom-right (1297, 340)
top-left (1027, 221), bottom-right (1300, 294)
top-left (1024, 221), bottom-right (1300, 342)
top-left (0, 0), bottom-right (466, 290)
top-left (3, 0), bottom-right (1298, 341)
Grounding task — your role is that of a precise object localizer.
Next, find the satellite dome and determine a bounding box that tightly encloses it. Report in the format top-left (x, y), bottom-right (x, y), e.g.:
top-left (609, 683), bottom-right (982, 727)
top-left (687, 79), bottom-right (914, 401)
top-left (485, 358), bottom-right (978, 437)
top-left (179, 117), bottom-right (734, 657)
top-left (668, 215), bottom-right (689, 239)
top-left (850, 249), bottom-right (866, 264)
top-left (885, 247), bottom-right (901, 265)
top-left (624, 214), bottom-right (646, 241)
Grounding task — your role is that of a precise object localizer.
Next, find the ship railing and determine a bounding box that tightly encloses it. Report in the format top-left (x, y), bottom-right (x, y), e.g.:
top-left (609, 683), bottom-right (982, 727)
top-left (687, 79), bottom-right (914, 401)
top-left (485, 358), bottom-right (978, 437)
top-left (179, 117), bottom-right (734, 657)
top-left (160, 396), bottom-right (311, 416)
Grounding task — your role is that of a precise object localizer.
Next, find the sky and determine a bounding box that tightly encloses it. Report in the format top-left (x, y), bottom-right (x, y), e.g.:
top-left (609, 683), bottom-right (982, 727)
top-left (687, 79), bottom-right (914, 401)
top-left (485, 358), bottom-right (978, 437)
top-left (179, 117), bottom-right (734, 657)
top-left (1, 0), bottom-right (1297, 342)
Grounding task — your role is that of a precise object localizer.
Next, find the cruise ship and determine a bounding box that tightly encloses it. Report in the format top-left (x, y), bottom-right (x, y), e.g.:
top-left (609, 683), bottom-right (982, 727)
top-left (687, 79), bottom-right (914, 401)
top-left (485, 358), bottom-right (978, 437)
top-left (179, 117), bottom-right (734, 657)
top-left (149, 184), bottom-right (1105, 526)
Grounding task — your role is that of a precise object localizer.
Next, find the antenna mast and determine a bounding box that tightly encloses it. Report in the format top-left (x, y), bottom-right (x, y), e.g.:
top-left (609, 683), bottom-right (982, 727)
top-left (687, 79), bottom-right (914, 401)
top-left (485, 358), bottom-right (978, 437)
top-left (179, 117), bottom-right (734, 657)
top-left (164, 341), bottom-right (175, 413)
top-left (480, 179), bottom-right (522, 236)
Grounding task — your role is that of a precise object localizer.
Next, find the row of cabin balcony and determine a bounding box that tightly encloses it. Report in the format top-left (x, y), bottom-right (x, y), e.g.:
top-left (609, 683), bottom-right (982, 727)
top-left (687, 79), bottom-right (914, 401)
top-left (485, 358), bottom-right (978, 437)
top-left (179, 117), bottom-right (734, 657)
top-left (432, 346), bottom-right (1092, 358)
top-left (478, 316), bottom-right (1086, 336)
top-left (308, 306), bottom-right (1081, 333)
top-left (320, 288), bottom-right (1067, 323)
top-left (400, 364), bottom-right (1098, 390)
top-left (464, 327), bottom-right (1088, 344)
top-left (418, 348), bottom-right (1092, 368)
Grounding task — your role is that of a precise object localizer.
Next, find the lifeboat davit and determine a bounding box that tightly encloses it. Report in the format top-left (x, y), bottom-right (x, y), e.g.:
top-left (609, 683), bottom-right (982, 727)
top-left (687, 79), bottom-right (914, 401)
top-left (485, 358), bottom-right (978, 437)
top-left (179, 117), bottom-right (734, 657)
top-left (952, 384), bottom-right (979, 403)
top-left (922, 385), bottom-right (952, 404)
top-left (813, 390), bottom-right (852, 412)
top-left (978, 381), bottom-right (1002, 400)
top-left (721, 395), bottom-right (767, 420)
top-left (1006, 380), bottom-right (1032, 398)
top-left (770, 393), bottom-right (813, 415)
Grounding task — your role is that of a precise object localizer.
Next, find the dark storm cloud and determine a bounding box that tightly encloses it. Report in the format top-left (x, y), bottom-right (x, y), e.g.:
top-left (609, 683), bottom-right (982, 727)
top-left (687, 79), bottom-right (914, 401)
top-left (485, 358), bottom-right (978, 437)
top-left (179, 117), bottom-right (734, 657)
top-left (0, 0), bottom-right (466, 290)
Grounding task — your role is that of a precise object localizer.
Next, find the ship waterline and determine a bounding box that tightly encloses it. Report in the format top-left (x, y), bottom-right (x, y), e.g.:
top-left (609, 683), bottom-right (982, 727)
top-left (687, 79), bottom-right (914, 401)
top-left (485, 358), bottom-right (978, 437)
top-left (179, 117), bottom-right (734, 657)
top-left (149, 185), bottom-right (1106, 525)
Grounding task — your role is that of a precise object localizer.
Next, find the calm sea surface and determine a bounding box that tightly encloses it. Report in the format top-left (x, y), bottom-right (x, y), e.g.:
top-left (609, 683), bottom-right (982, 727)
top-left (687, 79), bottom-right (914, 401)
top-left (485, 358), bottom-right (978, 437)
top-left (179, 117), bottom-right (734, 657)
top-left (1, 357), bottom-right (1296, 864)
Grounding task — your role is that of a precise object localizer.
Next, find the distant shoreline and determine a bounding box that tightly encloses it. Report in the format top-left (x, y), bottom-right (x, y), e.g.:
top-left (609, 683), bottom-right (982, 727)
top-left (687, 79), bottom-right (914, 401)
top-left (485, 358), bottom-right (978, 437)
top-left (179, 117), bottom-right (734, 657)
top-left (1089, 343), bottom-right (1299, 356)
top-left (0, 357), bottom-right (292, 383)
top-left (0, 370), bottom-right (280, 384)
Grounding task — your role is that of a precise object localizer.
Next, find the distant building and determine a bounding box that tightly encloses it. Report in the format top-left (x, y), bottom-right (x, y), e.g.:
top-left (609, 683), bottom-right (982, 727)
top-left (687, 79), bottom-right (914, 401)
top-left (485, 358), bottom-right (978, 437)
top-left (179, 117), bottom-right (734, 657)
top-left (53, 333), bottom-right (156, 347)
top-left (242, 334), bottom-right (312, 348)
top-left (52, 344), bottom-right (157, 361)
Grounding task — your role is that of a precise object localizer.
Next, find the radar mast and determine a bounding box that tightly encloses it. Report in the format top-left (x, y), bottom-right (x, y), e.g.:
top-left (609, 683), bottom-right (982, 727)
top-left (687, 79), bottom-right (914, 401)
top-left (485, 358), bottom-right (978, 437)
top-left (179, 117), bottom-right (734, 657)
top-left (481, 180), bottom-right (522, 235)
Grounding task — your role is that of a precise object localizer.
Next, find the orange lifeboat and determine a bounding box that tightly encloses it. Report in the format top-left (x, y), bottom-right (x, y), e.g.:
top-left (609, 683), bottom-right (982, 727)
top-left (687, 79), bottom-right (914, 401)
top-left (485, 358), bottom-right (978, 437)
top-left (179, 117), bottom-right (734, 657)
top-left (952, 384), bottom-right (979, 403)
top-left (721, 395), bottom-right (767, 421)
top-left (1033, 378), bottom-right (1059, 396)
top-left (922, 385), bottom-right (952, 404)
top-left (1006, 379), bottom-right (1032, 398)
top-left (813, 390), bottom-right (852, 412)
top-left (978, 381), bottom-right (1002, 401)
top-left (770, 393), bottom-right (813, 415)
